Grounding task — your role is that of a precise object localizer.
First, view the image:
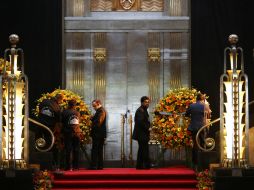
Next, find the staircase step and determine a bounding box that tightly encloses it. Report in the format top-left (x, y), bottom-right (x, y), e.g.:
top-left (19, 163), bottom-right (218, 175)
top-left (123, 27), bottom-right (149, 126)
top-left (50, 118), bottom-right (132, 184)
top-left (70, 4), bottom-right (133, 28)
top-left (52, 167), bottom-right (198, 189)
top-left (54, 179), bottom-right (197, 188)
top-left (54, 170), bottom-right (196, 180)
top-left (53, 188), bottom-right (198, 190)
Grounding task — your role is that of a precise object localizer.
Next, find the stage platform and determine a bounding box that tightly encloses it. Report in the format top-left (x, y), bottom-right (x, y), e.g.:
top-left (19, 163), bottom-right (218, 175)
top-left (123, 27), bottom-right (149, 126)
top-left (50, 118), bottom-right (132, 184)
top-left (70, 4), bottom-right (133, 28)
top-left (0, 169), bottom-right (33, 190)
top-left (213, 167), bottom-right (254, 190)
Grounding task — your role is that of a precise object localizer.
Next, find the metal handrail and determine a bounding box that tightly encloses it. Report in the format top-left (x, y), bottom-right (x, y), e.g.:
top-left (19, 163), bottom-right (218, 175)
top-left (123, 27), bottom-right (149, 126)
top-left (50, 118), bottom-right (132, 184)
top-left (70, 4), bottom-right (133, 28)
top-left (196, 119), bottom-right (219, 151)
top-left (196, 99), bottom-right (254, 151)
top-left (28, 118), bottom-right (55, 152)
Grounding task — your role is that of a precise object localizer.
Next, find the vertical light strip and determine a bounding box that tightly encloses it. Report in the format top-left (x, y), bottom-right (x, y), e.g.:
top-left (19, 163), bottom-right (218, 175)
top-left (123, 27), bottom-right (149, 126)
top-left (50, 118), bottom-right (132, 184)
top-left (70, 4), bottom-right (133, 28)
top-left (223, 81), bottom-right (233, 159)
top-left (3, 91), bottom-right (9, 160)
top-left (238, 81), bottom-right (245, 159)
top-left (14, 82), bottom-right (25, 159)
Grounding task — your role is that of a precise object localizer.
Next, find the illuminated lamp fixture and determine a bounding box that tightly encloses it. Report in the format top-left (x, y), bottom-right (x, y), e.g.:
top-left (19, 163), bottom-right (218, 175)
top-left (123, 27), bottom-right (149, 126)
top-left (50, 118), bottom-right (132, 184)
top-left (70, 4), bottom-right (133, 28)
top-left (0, 34), bottom-right (29, 169)
top-left (220, 34), bottom-right (249, 168)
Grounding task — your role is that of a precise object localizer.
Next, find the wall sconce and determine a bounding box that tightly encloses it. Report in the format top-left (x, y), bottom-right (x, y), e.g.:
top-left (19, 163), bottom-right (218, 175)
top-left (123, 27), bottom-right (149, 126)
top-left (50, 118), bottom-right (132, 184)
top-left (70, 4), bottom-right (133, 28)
top-left (220, 34), bottom-right (249, 168)
top-left (0, 34), bottom-right (29, 169)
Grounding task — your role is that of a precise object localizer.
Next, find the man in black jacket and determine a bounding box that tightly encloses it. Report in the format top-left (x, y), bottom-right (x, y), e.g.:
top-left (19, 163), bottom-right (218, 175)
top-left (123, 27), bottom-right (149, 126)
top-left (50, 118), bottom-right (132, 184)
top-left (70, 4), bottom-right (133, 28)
top-left (38, 93), bottom-right (63, 169)
top-left (89, 99), bottom-right (107, 170)
top-left (132, 96), bottom-right (151, 169)
top-left (62, 99), bottom-right (81, 171)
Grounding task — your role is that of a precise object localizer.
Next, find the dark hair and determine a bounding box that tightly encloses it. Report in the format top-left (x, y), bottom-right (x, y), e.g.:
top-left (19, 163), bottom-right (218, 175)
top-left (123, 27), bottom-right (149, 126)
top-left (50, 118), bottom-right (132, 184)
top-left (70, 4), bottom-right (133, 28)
top-left (196, 93), bottom-right (203, 101)
top-left (68, 99), bottom-right (77, 108)
top-left (92, 99), bottom-right (102, 105)
top-left (140, 96), bottom-right (149, 103)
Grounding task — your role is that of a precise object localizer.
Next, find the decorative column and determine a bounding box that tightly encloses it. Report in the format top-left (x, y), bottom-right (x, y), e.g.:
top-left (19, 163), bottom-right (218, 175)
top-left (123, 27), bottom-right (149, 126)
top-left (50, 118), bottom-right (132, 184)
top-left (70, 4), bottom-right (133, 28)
top-left (220, 34), bottom-right (249, 168)
top-left (0, 34), bottom-right (29, 169)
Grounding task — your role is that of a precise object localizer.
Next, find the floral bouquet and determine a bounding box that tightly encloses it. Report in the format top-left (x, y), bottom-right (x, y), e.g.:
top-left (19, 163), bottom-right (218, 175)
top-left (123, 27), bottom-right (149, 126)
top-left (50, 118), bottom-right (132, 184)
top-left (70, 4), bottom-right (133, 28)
top-left (152, 87), bottom-right (201, 149)
top-left (33, 88), bottom-right (92, 148)
top-left (196, 169), bottom-right (213, 190)
top-left (33, 170), bottom-right (54, 190)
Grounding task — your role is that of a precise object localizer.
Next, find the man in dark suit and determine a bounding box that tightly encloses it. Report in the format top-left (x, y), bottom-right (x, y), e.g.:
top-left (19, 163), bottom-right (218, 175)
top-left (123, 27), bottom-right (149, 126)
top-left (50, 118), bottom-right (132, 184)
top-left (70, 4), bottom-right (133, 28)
top-left (89, 99), bottom-right (107, 170)
top-left (185, 93), bottom-right (207, 171)
top-left (132, 96), bottom-right (151, 169)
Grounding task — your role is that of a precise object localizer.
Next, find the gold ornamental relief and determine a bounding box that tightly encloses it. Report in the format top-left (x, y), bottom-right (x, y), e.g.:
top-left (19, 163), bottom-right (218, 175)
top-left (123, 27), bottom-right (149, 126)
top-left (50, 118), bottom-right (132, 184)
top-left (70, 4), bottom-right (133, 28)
top-left (94, 48), bottom-right (107, 63)
top-left (148, 48), bottom-right (160, 63)
top-left (120, 0), bottom-right (136, 10)
top-left (91, 0), bottom-right (163, 11)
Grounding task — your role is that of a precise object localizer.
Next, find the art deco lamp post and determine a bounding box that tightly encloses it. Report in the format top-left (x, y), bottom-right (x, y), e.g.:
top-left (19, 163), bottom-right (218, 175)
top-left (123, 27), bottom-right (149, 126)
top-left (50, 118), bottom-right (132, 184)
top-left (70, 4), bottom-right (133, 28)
top-left (0, 34), bottom-right (29, 169)
top-left (220, 34), bottom-right (249, 169)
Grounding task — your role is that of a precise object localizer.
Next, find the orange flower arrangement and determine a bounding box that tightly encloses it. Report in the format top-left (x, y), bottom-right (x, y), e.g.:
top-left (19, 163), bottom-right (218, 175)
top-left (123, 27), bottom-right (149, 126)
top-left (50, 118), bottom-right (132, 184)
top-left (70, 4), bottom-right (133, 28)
top-left (33, 170), bottom-right (54, 190)
top-left (196, 169), bottom-right (213, 190)
top-left (152, 88), bottom-right (203, 149)
top-left (33, 89), bottom-right (92, 147)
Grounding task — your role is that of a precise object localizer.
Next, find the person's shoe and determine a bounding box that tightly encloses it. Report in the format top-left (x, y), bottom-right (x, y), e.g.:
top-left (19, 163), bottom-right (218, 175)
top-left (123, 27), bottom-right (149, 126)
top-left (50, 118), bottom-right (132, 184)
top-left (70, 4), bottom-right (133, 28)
top-left (144, 164), bottom-right (151, 169)
top-left (87, 166), bottom-right (97, 170)
top-left (150, 163), bottom-right (157, 168)
top-left (64, 167), bottom-right (71, 171)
